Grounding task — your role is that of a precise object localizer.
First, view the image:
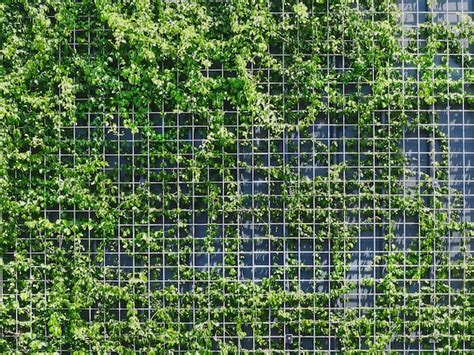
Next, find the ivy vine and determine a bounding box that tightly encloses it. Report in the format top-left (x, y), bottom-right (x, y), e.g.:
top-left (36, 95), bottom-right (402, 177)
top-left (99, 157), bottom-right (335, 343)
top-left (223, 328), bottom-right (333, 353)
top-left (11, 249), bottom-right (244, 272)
top-left (0, 0), bottom-right (473, 352)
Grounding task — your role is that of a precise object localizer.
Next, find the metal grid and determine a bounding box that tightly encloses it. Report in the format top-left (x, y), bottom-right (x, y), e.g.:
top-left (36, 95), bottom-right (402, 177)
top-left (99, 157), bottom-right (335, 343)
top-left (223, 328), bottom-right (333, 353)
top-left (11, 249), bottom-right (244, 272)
top-left (42, 0), bottom-right (474, 352)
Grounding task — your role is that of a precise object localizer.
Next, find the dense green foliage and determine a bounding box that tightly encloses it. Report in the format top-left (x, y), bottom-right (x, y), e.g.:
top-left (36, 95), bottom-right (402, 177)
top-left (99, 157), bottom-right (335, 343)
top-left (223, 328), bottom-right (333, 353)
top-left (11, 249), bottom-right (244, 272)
top-left (1, 0), bottom-right (473, 352)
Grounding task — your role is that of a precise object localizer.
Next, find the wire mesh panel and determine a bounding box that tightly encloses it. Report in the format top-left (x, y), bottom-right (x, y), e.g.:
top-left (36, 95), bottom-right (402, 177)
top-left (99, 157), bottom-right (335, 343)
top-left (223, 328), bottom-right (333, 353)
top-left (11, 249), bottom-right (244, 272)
top-left (0, 0), bottom-right (473, 353)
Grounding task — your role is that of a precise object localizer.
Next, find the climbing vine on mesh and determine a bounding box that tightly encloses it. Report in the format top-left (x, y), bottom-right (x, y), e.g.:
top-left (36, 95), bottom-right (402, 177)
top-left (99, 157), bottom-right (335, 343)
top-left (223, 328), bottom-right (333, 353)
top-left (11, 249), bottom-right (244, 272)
top-left (0, 0), bottom-right (473, 352)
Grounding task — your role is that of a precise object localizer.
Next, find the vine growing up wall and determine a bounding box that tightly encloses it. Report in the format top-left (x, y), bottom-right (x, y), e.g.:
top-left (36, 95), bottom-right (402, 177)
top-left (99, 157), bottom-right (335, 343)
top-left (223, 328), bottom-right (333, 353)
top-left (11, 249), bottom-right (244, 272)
top-left (0, 0), bottom-right (473, 352)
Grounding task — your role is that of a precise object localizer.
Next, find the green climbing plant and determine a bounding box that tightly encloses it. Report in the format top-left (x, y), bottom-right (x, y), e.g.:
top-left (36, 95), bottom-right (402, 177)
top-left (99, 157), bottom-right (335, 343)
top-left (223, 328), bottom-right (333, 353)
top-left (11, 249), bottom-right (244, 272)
top-left (0, 0), bottom-right (473, 352)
